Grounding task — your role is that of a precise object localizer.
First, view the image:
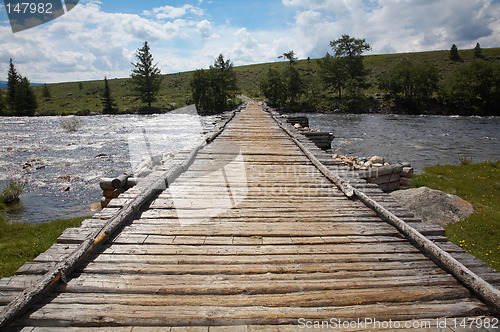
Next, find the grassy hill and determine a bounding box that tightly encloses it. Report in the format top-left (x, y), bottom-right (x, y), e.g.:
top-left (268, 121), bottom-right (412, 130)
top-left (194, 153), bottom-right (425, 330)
top-left (23, 47), bottom-right (500, 115)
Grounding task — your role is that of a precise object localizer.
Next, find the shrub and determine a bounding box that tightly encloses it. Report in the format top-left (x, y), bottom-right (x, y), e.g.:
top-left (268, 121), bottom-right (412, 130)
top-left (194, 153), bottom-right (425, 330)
top-left (459, 156), bottom-right (472, 166)
top-left (1, 179), bottom-right (27, 205)
top-left (60, 116), bottom-right (83, 132)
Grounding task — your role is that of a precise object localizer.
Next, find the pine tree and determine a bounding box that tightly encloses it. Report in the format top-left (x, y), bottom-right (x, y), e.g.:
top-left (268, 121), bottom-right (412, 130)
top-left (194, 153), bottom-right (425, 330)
top-left (14, 77), bottom-right (37, 116)
top-left (131, 41), bottom-right (163, 112)
top-left (474, 43), bottom-right (483, 58)
top-left (190, 54), bottom-right (237, 113)
top-left (42, 84), bottom-right (51, 101)
top-left (450, 44), bottom-right (460, 61)
top-left (0, 90), bottom-right (5, 115)
top-left (7, 58), bottom-right (21, 112)
top-left (102, 77), bottom-right (117, 114)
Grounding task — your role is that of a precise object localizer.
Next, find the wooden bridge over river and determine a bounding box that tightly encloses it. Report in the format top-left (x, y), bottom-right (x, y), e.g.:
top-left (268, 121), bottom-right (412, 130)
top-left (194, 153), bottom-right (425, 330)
top-left (1, 100), bottom-right (500, 330)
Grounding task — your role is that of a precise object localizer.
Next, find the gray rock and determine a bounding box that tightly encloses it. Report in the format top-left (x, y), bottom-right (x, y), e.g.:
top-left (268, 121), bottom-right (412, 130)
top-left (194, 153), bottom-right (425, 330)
top-left (390, 186), bottom-right (474, 227)
top-left (369, 156), bottom-right (384, 164)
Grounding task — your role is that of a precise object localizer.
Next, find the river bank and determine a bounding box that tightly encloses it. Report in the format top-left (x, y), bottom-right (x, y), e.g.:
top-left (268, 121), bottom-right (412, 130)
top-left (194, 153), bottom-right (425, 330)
top-left (0, 215), bottom-right (88, 278)
top-left (412, 161), bottom-right (500, 272)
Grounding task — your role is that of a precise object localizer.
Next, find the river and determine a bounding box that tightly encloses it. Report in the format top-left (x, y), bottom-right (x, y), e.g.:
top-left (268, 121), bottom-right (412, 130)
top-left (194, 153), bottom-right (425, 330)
top-left (1, 112), bottom-right (499, 224)
top-left (0, 112), bottom-right (218, 224)
top-left (299, 113), bottom-right (500, 173)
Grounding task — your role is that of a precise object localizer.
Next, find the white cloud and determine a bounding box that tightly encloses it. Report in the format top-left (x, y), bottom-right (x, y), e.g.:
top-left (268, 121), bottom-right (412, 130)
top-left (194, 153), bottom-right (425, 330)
top-left (144, 4), bottom-right (203, 20)
top-left (1, 0), bottom-right (499, 83)
top-left (0, 2), bottom-right (215, 82)
top-left (196, 19), bottom-right (212, 39)
top-left (282, 0), bottom-right (500, 55)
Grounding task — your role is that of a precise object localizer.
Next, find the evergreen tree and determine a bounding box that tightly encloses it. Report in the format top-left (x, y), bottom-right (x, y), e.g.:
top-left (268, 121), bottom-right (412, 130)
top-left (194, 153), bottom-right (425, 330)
top-left (445, 60), bottom-right (500, 115)
top-left (102, 77), bottom-right (117, 114)
top-left (190, 54), bottom-right (237, 113)
top-left (190, 69), bottom-right (212, 111)
top-left (7, 58), bottom-right (21, 112)
top-left (131, 41), bottom-right (163, 111)
top-left (210, 54), bottom-right (237, 111)
top-left (286, 65), bottom-right (303, 106)
top-left (474, 43), bottom-right (483, 58)
top-left (450, 44), bottom-right (460, 61)
top-left (318, 53), bottom-right (347, 98)
top-left (320, 35), bottom-right (371, 98)
top-left (14, 77), bottom-right (37, 116)
top-left (378, 60), bottom-right (440, 112)
top-left (279, 51), bottom-right (297, 68)
top-left (0, 90), bottom-right (5, 115)
top-left (260, 69), bottom-right (287, 107)
top-left (42, 84), bottom-right (51, 101)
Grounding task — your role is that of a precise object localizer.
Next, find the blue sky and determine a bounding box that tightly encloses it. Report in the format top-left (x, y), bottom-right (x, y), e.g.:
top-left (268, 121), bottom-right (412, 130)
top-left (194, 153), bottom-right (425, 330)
top-left (1, 0), bottom-right (499, 83)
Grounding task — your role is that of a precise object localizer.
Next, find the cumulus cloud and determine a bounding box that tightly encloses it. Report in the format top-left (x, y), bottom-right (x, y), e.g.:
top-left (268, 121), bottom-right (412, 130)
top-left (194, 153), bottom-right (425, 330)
top-left (1, 0), bottom-right (499, 83)
top-left (144, 4), bottom-right (203, 20)
top-left (196, 19), bottom-right (212, 39)
top-left (282, 0), bottom-right (500, 55)
top-left (0, 1), bottom-right (214, 82)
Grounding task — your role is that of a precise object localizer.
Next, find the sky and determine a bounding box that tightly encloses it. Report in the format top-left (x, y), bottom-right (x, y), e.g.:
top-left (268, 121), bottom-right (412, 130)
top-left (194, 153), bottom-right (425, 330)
top-left (1, 0), bottom-right (499, 83)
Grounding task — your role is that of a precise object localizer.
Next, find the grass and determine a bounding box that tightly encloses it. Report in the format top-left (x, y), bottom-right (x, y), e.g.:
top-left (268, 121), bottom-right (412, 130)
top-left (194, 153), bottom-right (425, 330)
top-left (21, 47), bottom-right (500, 115)
top-left (412, 161), bottom-right (500, 271)
top-left (0, 215), bottom-right (88, 278)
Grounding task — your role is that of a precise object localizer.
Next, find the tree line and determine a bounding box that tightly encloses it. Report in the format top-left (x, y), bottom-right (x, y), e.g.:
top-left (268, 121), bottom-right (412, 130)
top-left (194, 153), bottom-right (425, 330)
top-left (259, 38), bottom-right (500, 116)
top-left (1, 41), bottom-right (240, 116)
top-left (2, 40), bottom-right (498, 116)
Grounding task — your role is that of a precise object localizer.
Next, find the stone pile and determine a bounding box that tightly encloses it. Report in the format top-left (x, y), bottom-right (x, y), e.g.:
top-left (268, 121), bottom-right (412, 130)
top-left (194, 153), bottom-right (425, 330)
top-left (333, 154), bottom-right (414, 192)
top-left (333, 154), bottom-right (388, 170)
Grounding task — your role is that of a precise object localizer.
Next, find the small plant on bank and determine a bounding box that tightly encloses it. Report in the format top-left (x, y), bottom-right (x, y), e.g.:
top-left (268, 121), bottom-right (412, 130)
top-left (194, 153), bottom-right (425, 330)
top-left (60, 116), bottom-right (83, 132)
top-left (459, 156), bottom-right (472, 165)
top-left (1, 179), bottom-right (27, 205)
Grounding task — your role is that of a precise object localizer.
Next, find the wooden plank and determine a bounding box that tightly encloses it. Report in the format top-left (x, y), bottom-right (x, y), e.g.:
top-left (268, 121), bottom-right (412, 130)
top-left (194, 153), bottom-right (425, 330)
top-left (43, 284), bottom-right (472, 307)
top-left (77, 260), bottom-right (440, 275)
top-left (97, 242), bottom-right (421, 256)
top-left (90, 252), bottom-right (431, 265)
top-left (18, 301), bottom-right (489, 327)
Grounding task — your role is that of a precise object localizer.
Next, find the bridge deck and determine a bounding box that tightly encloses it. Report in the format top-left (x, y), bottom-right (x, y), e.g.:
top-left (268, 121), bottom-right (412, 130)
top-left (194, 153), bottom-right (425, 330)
top-left (1, 102), bottom-right (499, 329)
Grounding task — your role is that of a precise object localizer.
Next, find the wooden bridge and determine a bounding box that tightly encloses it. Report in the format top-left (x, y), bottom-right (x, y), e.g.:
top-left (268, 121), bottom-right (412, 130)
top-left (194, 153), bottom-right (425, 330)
top-left (1, 101), bottom-right (499, 330)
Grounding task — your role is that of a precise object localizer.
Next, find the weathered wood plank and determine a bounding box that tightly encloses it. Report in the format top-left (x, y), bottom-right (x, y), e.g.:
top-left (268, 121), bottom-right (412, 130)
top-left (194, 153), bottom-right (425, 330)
top-left (18, 301), bottom-right (489, 327)
top-left (43, 284), bottom-right (472, 307)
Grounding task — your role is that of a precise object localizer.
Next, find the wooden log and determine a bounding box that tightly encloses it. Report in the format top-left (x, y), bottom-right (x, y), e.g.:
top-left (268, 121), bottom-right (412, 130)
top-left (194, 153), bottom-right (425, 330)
top-left (127, 178), bottom-right (138, 188)
top-left (368, 174), bottom-right (400, 185)
top-left (100, 197), bottom-right (111, 208)
top-left (358, 164), bottom-right (404, 179)
top-left (386, 182), bottom-right (401, 192)
top-left (112, 172), bottom-right (131, 189)
top-left (103, 189), bottom-right (120, 199)
top-left (286, 116), bottom-right (309, 128)
top-left (401, 167), bottom-right (414, 178)
top-left (99, 178), bottom-right (114, 191)
top-left (353, 189), bottom-right (500, 312)
top-left (400, 177), bottom-right (412, 187)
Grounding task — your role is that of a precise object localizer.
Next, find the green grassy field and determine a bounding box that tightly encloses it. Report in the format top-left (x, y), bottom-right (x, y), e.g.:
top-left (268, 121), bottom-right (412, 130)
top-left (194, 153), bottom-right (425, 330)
top-left (26, 47), bottom-right (500, 115)
top-left (412, 161), bottom-right (500, 272)
top-left (0, 215), bottom-right (88, 278)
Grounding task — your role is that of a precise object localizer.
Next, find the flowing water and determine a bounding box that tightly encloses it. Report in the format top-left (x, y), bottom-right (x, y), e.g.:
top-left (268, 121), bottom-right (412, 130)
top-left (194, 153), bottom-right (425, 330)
top-left (298, 113), bottom-right (500, 173)
top-left (0, 113), bottom-right (217, 224)
top-left (1, 113), bottom-right (499, 224)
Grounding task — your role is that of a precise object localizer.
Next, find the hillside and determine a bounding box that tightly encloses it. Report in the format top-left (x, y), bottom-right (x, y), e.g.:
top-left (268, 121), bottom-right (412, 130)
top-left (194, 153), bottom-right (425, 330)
top-left (12, 47), bottom-right (500, 115)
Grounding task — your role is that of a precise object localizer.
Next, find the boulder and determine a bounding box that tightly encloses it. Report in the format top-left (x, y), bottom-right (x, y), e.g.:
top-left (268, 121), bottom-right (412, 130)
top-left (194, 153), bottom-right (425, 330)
top-left (369, 156), bottom-right (384, 164)
top-left (390, 186), bottom-right (474, 227)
